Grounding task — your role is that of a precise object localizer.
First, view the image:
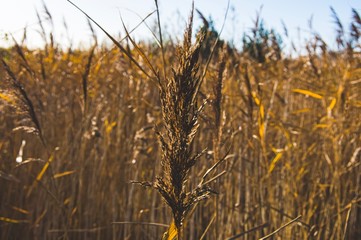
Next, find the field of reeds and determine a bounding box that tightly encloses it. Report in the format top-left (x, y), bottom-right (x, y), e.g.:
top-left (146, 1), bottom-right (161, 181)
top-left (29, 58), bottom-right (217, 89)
top-left (0, 3), bottom-right (361, 240)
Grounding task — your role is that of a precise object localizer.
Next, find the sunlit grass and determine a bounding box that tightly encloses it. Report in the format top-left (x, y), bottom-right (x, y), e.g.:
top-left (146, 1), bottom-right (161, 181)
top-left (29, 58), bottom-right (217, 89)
top-left (0, 4), bottom-right (360, 240)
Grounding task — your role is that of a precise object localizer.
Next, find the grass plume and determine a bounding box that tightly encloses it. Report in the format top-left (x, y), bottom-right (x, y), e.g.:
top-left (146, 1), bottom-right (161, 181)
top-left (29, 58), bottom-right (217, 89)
top-left (154, 7), bottom-right (213, 238)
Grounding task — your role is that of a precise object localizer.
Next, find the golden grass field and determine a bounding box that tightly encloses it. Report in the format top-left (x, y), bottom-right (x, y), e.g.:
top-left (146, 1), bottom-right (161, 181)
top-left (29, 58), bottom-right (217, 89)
top-left (0, 4), bottom-right (360, 240)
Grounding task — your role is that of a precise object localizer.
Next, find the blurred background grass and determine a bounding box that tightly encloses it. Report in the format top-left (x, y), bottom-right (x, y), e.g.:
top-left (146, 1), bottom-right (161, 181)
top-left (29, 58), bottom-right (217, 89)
top-left (0, 3), bottom-right (360, 239)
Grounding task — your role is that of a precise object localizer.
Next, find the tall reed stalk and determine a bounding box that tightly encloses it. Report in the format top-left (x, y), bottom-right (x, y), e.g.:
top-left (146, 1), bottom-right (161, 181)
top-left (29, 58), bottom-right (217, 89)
top-left (154, 8), bottom-right (214, 239)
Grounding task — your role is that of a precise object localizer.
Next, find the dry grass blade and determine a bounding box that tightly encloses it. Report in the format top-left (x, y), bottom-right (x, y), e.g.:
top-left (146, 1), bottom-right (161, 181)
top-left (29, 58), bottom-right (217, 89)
top-left (281, 20), bottom-right (289, 38)
top-left (226, 223), bottom-right (269, 240)
top-left (87, 19), bottom-right (97, 44)
top-left (119, 15), bottom-right (159, 79)
top-left (196, 10), bottom-right (209, 29)
top-left (347, 147), bottom-right (361, 168)
top-left (330, 6), bottom-right (345, 47)
top-left (199, 213), bottom-right (216, 240)
top-left (10, 35), bottom-right (35, 76)
top-left (42, 0), bottom-right (53, 26)
top-left (0, 217), bottom-right (29, 224)
top-left (342, 202), bottom-right (353, 240)
top-left (154, 0), bottom-right (167, 80)
top-left (35, 9), bottom-right (48, 44)
top-left (198, 148), bottom-right (230, 186)
top-left (111, 221), bottom-right (169, 228)
top-left (1, 59), bottom-right (46, 148)
top-left (352, 8), bottom-right (361, 25)
top-left (350, 8), bottom-right (361, 41)
top-left (48, 227), bottom-right (108, 233)
top-left (82, 45), bottom-right (96, 111)
top-left (292, 88), bottom-right (323, 99)
top-left (66, 0), bottom-right (153, 79)
top-left (120, 9), bottom-right (160, 47)
top-left (90, 9), bottom-right (156, 70)
top-left (201, 170), bottom-right (226, 187)
top-left (259, 215), bottom-right (302, 240)
top-left (26, 153), bottom-right (55, 198)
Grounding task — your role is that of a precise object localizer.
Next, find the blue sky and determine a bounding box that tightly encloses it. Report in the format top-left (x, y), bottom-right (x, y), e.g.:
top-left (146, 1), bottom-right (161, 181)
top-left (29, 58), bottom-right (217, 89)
top-left (0, 0), bottom-right (360, 50)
